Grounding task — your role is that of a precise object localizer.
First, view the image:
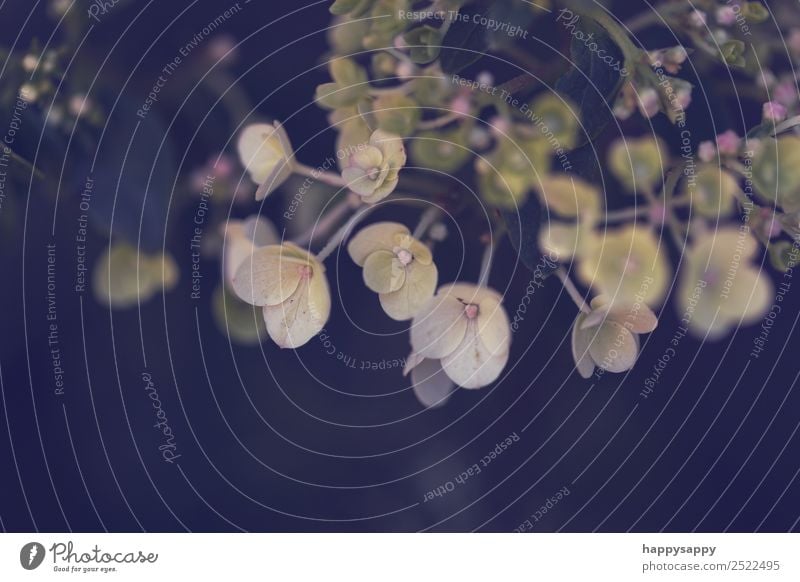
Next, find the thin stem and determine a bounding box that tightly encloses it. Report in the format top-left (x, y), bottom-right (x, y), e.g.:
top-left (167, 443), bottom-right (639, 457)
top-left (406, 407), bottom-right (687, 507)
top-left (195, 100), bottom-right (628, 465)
top-left (294, 162), bottom-right (347, 188)
top-left (413, 206), bottom-right (442, 239)
top-left (772, 115), bottom-right (800, 136)
top-left (603, 206), bottom-right (649, 223)
top-left (292, 193), bottom-right (358, 247)
top-left (477, 236), bottom-right (495, 289)
top-left (660, 167), bottom-right (687, 248)
top-left (584, 8), bottom-right (643, 64)
top-left (369, 83), bottom-right (414, 97)
top-left (417, 111), bottom-right (463, 130)
top-left (556, 268), bottom-right (590, 314)
top-left (316, 204), bottom-right (373, 262)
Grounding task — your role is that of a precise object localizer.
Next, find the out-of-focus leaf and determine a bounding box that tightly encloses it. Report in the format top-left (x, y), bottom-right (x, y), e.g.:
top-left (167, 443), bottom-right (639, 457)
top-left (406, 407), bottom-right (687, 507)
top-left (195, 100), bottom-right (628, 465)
top-left (554, 16), bottom-right (624, 145)
top-left (439, 0), bottom-right (494, 74)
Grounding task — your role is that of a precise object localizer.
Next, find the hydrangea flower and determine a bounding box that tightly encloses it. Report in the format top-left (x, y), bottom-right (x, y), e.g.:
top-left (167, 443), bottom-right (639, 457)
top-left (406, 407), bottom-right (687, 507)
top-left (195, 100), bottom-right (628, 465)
top-left (752, 136), bottom-right (800, 212)
top-left (93, 243), bottom-right (178, 308)
top-left (237, 121), bottom-right (294, 201)
top-left (572, 296), bottom-right (658, 378)
top-left (221, 215), bottom-right (279, 288)
top-left (406, 284), bottom-right (511, 390)
top-left (348, 222), bottom-right (438, 321)
top-left (608, 136), bottom-right (667, 193)
top-left (535, 174), bottom-right (601, 219)
top-left (678, 228), bottom-right (772, 339)
top-left (231, 243), bottom-right (331, 348)
top-left (577, 224), bottom-right (670, 308)
top-left (686, 165), bottom-right (741, 218)
top-left (476, 133), bottom-right (550, 208)
top-left (341, 129), bottom-right (407, 203)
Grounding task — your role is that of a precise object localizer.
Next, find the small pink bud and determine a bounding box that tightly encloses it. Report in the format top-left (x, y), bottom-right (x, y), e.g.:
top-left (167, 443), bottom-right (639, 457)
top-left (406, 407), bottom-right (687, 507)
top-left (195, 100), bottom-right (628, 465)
top-left (716, 6), bottom-right (736, 26)
top-left (698, 141), bottom-right (717, 163)
top-left (213, 155), bottom-right (235, 179)
top-left (451, 95), bottom-right (471, 116)
top-left (488, 116), bottom-right (510, 136)
top-left (476, 71), bottom-right (494, 87)
top-left (396, 61), bottom-right (415, 80)
top-left (207, 35), bottom-right (237, 63)
top-left (760, 208), bottom-right (783, 239)
top-left (638, 88), bottom-right (660, 118)
top-left (789, 29), bottom-right (800, 54)
top-left (716, 130), bottom-right (741, 155)
top-left (396, 249), bottom-right (413, 266)
top-left (773, 81), bottom-right (798, 107)
top-left (648, 202), bottom-right (667, 225)
top-left (464, 304), bottom-right (479, 319)
top-left (763, 101), bottom-right (788, 122)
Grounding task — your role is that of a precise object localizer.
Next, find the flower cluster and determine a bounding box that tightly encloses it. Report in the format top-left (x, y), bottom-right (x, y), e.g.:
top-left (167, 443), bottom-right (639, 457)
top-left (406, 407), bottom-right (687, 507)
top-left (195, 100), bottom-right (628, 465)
top-left (67, 0), bottom-right (799, 409)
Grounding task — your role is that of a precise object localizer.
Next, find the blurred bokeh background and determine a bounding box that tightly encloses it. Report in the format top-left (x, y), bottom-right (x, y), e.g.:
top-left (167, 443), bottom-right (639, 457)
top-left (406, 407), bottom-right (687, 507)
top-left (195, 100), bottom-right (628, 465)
top-left (1, 0), bottom-right (799, 532)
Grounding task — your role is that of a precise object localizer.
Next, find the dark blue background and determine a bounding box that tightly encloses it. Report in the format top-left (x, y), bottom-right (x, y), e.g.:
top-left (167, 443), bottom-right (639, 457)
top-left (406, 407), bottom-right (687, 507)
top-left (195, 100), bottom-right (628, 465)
top-left (1, 0), bottom-right (799, 532)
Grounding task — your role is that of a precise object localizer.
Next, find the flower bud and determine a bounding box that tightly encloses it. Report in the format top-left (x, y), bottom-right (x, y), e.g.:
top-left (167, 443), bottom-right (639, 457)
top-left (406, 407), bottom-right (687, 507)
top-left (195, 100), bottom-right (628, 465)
top-left (372, 94), bottom-right (421, 137)
top-left (608, 136), bottom-right (667, 194)
top-left (408, 284), bottom-right (511, 389)
top-left (237, 122), bottom-right (295, 200)
top-left (577, 224), bottom-right (670, 308)
top-left (687, 165), bottom-right (741, 218)
top-left (679, 229), bottom-right (772, 339)
top-left (348, 222), bottom-right (438, 320)
top-left (751, 136), bottom-right (800, 212)
top-left (572, 297), bottom-right (657, 378)
top-left (232, 243), bottom-right (331, 348)
top-left (93, 243), bottom-right (178, 308)
top-left (341, 129), bottom-right (407, 203)
top-left (316, 58), bottom-right (370, 110)
top-left (410, 128), bottom-right (470, 174)
top-left (404, 25), bottom-right (443, 64)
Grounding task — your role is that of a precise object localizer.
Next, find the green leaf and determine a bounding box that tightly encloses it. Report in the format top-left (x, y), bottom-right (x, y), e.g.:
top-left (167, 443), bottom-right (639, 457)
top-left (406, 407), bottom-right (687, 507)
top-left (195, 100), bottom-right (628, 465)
top-left (439, 1), bottom-right (493, 74)
top-left (554, 16), bottom-right (625, 145)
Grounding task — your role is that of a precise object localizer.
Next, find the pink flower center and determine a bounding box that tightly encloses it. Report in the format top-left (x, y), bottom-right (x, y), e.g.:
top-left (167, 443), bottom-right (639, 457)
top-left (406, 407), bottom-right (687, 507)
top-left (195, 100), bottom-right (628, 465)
top-left (464, 304), bottom-right (479, 319)
top-left (396, 249), bottom-right (413, 266)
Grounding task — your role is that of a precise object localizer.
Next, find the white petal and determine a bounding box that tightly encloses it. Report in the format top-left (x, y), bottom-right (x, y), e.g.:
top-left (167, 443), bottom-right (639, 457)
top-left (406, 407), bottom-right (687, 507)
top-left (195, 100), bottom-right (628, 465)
top-left (379, 261), bottom-right (437, 321)
top-left (347, 222), bottom-right (409, 266)
top-left (238, 122), bottom-right (293, 199)
top-left (615, 304), bottom-right (658, 334)
top-left (588, 321), bottom-right (639, 374)
top-left (440, 323), bottom-right (508, 389)
top-left (263, 273), bottom-right (331, 348)
top-left (409, 292), bottom-right (467, 357)
top-left (223, 217), bottom-right (279, 288)
top-left (476, 294), bottom-right (511, 355)
top-left (403, 351), bottom-right (425, 376)
top-left (231, 246), bottom-right (306, 306)
top-left (572, 314), bottom-right (595, 379)
top-left (243, 215), bottom-right (279, 247)
top-left (363, 250), bottom-right (405, 294)
top-left (411, 358), bottom-right (456, 408)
